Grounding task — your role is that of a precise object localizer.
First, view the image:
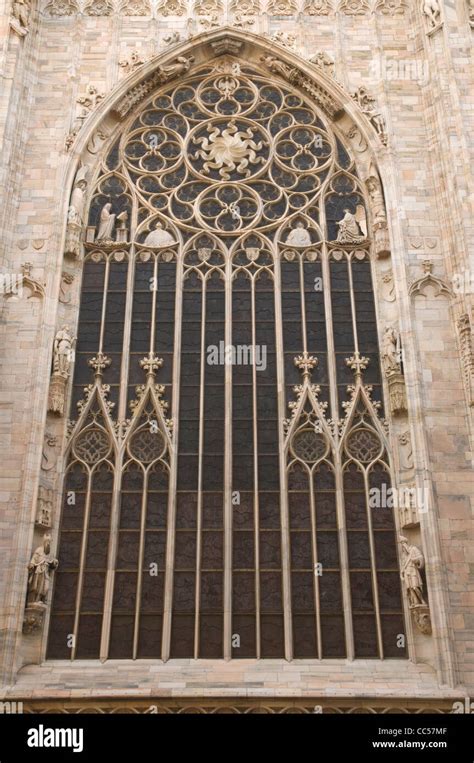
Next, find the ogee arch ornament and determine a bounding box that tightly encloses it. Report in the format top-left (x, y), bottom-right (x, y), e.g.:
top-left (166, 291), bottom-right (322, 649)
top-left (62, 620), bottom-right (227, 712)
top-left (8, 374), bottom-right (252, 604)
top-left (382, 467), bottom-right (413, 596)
top-left (40, 31), bottom-right (446, 669)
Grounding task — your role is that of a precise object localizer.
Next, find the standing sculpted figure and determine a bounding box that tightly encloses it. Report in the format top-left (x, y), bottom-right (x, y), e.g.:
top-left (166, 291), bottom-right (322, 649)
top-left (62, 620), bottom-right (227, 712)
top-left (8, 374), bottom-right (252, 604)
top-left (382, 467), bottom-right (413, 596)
top-left (399, 536), bottom-right (427, 607)
top-left (27, 534), bottom-right (59, 605)
top-left (53, 326), bottom-right (75, 376)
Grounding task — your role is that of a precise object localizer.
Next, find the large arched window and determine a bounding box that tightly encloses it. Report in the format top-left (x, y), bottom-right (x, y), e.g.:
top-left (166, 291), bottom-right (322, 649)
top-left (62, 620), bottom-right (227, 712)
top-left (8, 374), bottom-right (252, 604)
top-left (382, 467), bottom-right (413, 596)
top-left (47, 57), bottom-right (406, 662)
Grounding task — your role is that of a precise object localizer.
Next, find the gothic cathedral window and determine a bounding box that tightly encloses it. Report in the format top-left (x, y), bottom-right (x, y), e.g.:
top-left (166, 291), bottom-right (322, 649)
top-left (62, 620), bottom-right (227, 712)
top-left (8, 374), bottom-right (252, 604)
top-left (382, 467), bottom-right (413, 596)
top-left (47, 59), bottom-right (406, 662)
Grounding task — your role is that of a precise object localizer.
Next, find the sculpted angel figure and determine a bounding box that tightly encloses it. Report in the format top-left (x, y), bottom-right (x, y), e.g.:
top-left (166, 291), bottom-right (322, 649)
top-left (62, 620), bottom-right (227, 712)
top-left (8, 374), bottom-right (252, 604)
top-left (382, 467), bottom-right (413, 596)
top-left (27, 534), bottom-right (59, 605)
top-left (336, 208), bottom-right (365, 243)
top-left (67, 165), bottom-right (89, 225)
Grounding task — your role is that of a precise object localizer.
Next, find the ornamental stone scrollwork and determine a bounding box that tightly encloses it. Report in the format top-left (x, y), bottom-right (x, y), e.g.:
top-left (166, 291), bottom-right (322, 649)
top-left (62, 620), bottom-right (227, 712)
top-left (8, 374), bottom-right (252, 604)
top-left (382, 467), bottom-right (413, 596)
top-left (375, 0), bottom-right (407, 13)
top-left (456, 313), bottom-right (474, 407)
top-left (157, 0), bottom-right (186, 14)
top-left (10, 0), bottom-right (30, 36)
top-left (113, 56), bottom-right (195, 119)
top-left (193, 120), bottom-right (267, 180)
top-left (382, 325), bottom-right (407, 415)
top-left (194, 0), bottom-right (222, 29)
top-left (302, 0), bottom-right (333, 13)
top-left (36, 487), bottom-right (53, 528)
top-left (269, 32), bottom-right (298, 50)
top-left (41, 433), bottom-right (58, 472)
top-left (23, 533), bottom-right (59, 635)
top-left (230, 0), bottom-right (259, 27)
top-left (84, 0), bottom-right (113, 14)
top-left (351, 87), bottom-right (387, 146)
top-left (365, 168), bottom-right (390, 258)
top-left (65, 163), bottom-right (89, 259)
top-left (119, 0), bottom-right (150, 14)
top-left (48, 325), bottom-right (76, 416)
top-left (399, 535), bottom-right (432, 635)
top-left (409, 260), bottom-right (452, 299)
top-left (267, 0), bottom-right (298, 14)
top-left (119, 51), bottom-right (146, 75)
top-left (260, 55), bottom-right (343, 120)
top-left (422, 0), bottom-right (443, 32)
top-left (339, 0), bottom-right (369, 13)
top-left (44, 0), bottom-right (78, 15)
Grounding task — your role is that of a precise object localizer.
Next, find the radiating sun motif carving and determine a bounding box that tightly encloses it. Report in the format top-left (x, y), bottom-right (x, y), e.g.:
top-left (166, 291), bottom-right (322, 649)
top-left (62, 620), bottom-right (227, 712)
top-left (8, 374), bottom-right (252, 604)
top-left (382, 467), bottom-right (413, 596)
top-left (192, 119), bottom-right (266, 180)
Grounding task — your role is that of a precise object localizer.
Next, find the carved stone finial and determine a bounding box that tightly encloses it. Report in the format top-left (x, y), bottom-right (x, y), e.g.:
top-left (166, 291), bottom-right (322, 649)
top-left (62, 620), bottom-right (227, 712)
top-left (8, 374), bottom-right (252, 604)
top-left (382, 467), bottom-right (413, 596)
top-left (294, 352), bottom-right (318, 380)
top-left (140, 351), bottom-right (164, 378)
top-left (88, 351), bottom-right (111, 378)
top-left (345, 352), bottom-right (369, 380)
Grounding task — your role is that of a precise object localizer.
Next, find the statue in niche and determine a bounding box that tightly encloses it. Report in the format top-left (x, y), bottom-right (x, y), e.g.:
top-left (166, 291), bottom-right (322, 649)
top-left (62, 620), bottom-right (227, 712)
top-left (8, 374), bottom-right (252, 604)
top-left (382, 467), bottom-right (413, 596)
top-left (67, 164), bottom-right (89, 225)
top-left (366, 175), bottom-right (387, 228)
top-left (96, 203), bottom-right (116, 241)
top-left (381, 325), bottom-right (400, 374)
top-left (10, 0), bottom-right (30, 35)
top-left (399, 536), bottom-right (427, 608)
top-left (336, 208), bottom-right (365, 243)
top-left (27, 533), bottom-right (59, 605)
top-left (53, 325), bottom-right (75, 377)
top-left (285, 222), bottom-right (312, 247)
top-left (143, 222), bottom-right (176, 247)
top-left (422, 0), bottom-right (441, 28)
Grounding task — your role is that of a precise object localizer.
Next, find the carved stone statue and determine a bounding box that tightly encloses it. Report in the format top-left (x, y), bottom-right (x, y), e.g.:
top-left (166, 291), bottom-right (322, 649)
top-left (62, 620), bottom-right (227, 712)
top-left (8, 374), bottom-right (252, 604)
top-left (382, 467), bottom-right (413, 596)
top-left (309, 51), bottom-right (335, 78)
top-left (381, 326), bottom-right (400, 374)
top-left (285, 222), bottom-right (312, 247)
top-left (10, 0), bottom-right (30, 35)
top-left (27, 534), bottom-right (59, 605)
top-left (336, 208), bottom-right (365, 243)
top-left (422, 0), bottom-right (441, 28)
top-left (366, 175), bottom-right (386, 228)
top-left (260, 55), bottom-right (294, 81)
top-left (158, 56), bottom-right (195, 82)
top-left (352, 87), bottom-right (387, 145)
top-left (96, 202), bottom-right (116, 242)
top-left (53, 325), bottom-right (75, 377)
top-left (143, 222), bottom-right (176, 247)
top-left (67, 164), bottom-right (89, 225)
top-left (399, 536), bottom-right (427, 608)
top-left (49, 326), bottom-right (75, 415)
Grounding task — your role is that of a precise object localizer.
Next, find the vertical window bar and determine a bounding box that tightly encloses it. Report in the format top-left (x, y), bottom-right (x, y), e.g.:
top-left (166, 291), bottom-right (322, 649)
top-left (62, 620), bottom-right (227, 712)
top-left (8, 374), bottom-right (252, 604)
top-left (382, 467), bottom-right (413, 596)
top-left (71, 470), bottom-right (92, 660)
top-left (308, 470), bottom-right (322, 659)
top-left (223, 253), bottom-right (233, 660)
top-left (250, 276), bottom-right (261, 658)
top-left (194, 271), bottom-right (207, 657)
top-left (322, 243), bottom-right (354, 660)
top-left (162, 251), bottom-right (184, 661)
top-left (274, 251), bottom-right (293, 661)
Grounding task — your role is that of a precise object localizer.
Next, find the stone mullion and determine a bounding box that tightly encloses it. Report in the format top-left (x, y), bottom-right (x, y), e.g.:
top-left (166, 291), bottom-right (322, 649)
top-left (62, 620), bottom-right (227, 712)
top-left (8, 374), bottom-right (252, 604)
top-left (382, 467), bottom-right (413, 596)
top-left (223, 254), bottom-right (233, 660)
top-left (71, 468), bottom-right (93, 660)
top-left (99, 448), bottom-right (124, 661)
top-left (363, 468), bottom-right (384, 659)
top-left (250, 274), bottom-right (261, 658)
top-left (273, 250), bottom-right (293, 661)
top-left (308, 466), bottom-right (322, 659)
top-left (193, 272), bottom-right (206, 658)
top-left (161, 249), bottom-right (184, 661)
